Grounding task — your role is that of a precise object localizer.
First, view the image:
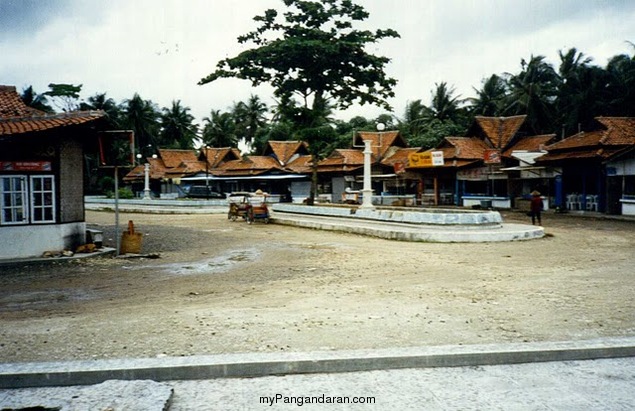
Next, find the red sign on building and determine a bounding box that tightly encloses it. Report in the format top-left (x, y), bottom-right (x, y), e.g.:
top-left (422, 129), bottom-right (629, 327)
top-left (484, 149), bottom-right (501, 164)
top-left (0, 161), bottom-right (52, 171)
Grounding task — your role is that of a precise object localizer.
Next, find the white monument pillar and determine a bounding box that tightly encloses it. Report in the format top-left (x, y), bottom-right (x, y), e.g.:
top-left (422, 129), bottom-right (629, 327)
top-left (143, 163), bottom-right (151, 199)
top-left (360, 139), bottom-right (375, 209)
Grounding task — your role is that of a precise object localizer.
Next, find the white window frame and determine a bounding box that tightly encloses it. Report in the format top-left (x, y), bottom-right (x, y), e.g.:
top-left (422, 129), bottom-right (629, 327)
top-left (30, 175), bottom-right (56, 224)
top-left (1, 175), bottom-right (29, 225)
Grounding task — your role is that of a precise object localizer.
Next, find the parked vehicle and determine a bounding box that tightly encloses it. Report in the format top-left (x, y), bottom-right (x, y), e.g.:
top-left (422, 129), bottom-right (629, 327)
top-left (186, 185), bottom-right (224, 198)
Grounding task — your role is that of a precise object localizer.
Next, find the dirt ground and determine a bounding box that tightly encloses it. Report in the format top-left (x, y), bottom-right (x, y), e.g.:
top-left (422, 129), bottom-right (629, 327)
top-left (1, 210), bottom-right (634, 363)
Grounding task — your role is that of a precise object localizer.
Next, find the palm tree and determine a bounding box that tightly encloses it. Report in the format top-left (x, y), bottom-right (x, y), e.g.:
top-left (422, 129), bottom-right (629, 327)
top-left (201, 110), bottom-right (238, 148)
top-left (468, 74), bottom-right (507, 116)
top-left (504, 55), bottom-right (560, 134)
top-left (398, 99), bottom-right (427, 143)
top-left (426, 82), bottom-right (463, 122)
top-left (232, 95), bottom-right (268, 146)
top-left (80, 92), bottom-right (122, 128)
top-left (20, 86), bottom-right (53, 113)
top-left (556, 48), bottom-right (603, 136)
top-left (122, 93), bottom-right (160, 156)
top-left (159, 100), bottom-right (198, 149)
top-left (604, 47), bottom-right (635, 117)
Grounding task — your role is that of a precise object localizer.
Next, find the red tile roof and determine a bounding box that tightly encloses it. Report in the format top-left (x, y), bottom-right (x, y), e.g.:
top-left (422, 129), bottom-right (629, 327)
top-left (214, 156), bottom-right (283, 176)
top-left (0, 85), bottom-right (45, 118)
top-left (502, 134), bottom-right (556, 157)
top-left (474, 115), bottom-right (526, 150)
top-left (595, 117), bottom-right (635, 145)
top-left (538, 117), bottom-right (635, 163)
top-left (286, 155), bottom-right (313, 173)
top-left (317, 149), bottom-right (366, 173)
top-left (265, 140), bottom-right (309, 165)
top-left (158, 149), bottom-right (199, 168)
top-left (203, 147), bottom-right (242, 168)
top-left (381, 147), bottom-right (420, 167)
top-left (354, 130), bottom-right (407, 159)
top-left (0, 85), bottom-right (104, 135)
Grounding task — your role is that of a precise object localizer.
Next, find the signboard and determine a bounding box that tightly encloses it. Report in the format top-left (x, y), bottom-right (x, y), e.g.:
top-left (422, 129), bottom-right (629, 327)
top-left (393, 161), bottom-right (406, 174)
top-left (457, 167), bottom-right (488, 181)
top-left (484, 149), bottom-right (501, 164)
top-left (408, 151), bottom-right (444, 168)
top-left (97, 131), bottom-right (135, 167)
top-left (0, 161), bottom-right (52, 171)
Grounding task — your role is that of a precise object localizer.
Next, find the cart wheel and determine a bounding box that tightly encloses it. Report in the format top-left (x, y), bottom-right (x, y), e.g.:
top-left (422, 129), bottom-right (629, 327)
top-left (263, 217), bottom-right (269, 224)
top-left (231, 215), bottom-right (237, 221)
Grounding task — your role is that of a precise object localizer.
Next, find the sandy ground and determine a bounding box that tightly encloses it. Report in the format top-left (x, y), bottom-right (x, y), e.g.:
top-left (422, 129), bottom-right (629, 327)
top-left (0, 210), bottom-right (634, 363)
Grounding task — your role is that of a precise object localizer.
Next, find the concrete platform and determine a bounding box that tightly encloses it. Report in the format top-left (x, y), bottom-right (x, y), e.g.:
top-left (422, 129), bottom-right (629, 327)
top-left (271, 207), bottom-right (544, 242)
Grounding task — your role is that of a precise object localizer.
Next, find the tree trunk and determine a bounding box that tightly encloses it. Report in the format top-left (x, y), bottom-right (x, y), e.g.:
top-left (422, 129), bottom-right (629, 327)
top-left (308, 152), bottom-right (317, 205)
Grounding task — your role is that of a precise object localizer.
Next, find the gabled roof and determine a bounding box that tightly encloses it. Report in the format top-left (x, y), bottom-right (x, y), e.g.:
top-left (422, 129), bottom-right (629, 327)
top-left (317, 149), bottom-right (366, 173)
top-left (354, 130), bottom-right (407, 159)
top-left (286, 155), bottom-right (313, 174)
top-left (381, 147), bottom-right (420, 167)
top-left (214, 155), bottom-right (283, 176)
top-left (0, 85), bottom-right (104, 136)
top-left (473, 115), bottom-right (527, 150)
top-left (502, 134), bottom-right (556, 157)
top-left (538, 117), bottom-right (635, 163)
top-left (0, 86), bottom-right (46, 118)
top-left (594, 117), bottom-right (635, 145)
top-left (124, 157), bottom-right (168, 182)
top-left (426, 137), bottom-right (491, 169)
top-left (203, 147), bottom-right (242, 168)
top-left (442, 137), bottom-right (491, 159)
top-left (264, 140), bottom-right (309, 165)
top-left (159, 149), bottom-right (199, 168)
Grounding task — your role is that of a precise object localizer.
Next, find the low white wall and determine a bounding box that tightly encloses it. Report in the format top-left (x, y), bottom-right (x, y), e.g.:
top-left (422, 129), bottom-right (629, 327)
top-left (0, 222), bottom-right (86, 259)
top-left (621, 199), bottom-right (635, 216)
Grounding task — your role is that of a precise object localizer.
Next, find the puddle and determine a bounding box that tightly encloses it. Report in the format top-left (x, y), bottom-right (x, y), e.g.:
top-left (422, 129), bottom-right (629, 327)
top-left (149, 248), bottom-right (261, 276)
top-left (0, 289), bottom-right (99, 312)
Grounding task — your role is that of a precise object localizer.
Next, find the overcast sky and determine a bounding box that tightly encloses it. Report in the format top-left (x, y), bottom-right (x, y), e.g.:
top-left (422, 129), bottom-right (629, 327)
top-left (1, 0), bottom-right (634, 127)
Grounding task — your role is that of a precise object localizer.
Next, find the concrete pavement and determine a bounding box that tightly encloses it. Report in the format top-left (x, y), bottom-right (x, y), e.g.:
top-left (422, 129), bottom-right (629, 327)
top-left (2, 338), bottom-right (634, 409)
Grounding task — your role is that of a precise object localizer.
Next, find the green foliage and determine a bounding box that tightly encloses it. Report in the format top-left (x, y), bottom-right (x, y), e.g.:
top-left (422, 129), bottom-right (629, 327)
top-left (200, 0), bottom-right (399, 114)
top-left (104, 187), bottom-right (135, 199)
top-left (201, 109), bottom-right (238, 148)
top-left (159, 100), bottom-right (198, 149)
top-left (44, 83), bottom-right (83, 112)
top-left (80, 93), bottom-right (122, 128)
top-left (122, 93), bottom-right (161, 156)
top-left (20, 86), bottom-right (54, 113)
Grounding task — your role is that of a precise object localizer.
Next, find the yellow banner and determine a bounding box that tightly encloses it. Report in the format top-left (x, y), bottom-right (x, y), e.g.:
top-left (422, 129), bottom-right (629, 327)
top-left (408, 151), bottom-right (444, 168)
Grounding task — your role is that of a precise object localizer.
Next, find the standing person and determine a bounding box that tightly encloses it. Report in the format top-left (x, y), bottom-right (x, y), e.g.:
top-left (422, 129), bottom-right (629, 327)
top-left (529, 190), bottom-right (543, 225)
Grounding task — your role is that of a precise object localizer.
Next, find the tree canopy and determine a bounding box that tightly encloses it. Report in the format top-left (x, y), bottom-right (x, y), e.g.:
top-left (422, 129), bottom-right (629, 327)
top-left (199, 0), bottom-right (400, 115)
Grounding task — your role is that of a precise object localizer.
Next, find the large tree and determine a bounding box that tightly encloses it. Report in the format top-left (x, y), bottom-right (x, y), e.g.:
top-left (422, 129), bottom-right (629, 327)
top-left (122, 93), bottom-right (161, 157)
top-left (44, 83), bottom-right (82, 112)
top-left (80, 92), bottom-right (122, 128)
top-left (468, 74), bottom-right (507, 117)
top-left (504, 55), bottom-right (560, 134)
top-left (199, 0), bottom-right (399, 204)
top-left (20, 86), bottom-right (53, 113)
top-left (201, 109), bottom-right (238, 148)
top-left (232, 95), bottom-right (268, 149)
top-left (159, 100), bottom-right (198, 149)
